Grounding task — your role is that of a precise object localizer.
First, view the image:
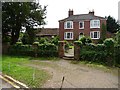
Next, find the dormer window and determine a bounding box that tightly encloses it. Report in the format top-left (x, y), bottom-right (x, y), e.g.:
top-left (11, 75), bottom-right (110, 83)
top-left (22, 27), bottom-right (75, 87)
top-left (79, 21), bottom-right (84, 29)
top-left (90, 20), bottom-right (100, 28)
top-left (64, 21), bottom-right (73, 29)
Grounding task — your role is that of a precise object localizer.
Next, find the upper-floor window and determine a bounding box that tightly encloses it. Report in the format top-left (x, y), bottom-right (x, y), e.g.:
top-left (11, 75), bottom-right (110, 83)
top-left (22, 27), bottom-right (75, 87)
top-left (64, 21), bottom-right (73, 29)
top-left (79, 21), bottom-right (84, 29)
top-left (90, 20), bottom-right (100, 28)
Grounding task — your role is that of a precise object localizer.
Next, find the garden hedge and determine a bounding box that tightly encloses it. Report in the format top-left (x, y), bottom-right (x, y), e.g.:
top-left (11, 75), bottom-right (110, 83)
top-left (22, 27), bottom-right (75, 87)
top-left (80, 43), bottom-right (120, 67)
top-left (8, 43), bottom-right (58, 57)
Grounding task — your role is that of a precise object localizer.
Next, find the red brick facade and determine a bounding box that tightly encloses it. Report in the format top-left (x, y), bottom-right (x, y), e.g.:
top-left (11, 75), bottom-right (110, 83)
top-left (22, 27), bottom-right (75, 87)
top-left (59, 10), bottom-right (107, 43)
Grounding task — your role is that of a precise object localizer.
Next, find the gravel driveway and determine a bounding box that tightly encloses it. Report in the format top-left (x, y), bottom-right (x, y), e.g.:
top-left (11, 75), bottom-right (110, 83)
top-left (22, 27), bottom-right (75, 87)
top-left (26, 59), bottom-right (118, 88)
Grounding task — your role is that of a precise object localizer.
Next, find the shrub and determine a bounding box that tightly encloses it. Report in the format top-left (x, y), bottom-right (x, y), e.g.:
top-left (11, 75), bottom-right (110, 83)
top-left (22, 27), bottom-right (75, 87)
top-left (51, 36), bottom-right (59, 45)
top-left (16, 42), bottom-right (23, 46)
top-left (64, 41), bottom-right (70, 51)
top-left (103, 38), bottom-right (115, 48)
top-left (80, 36), bottom-right (92, 45)
top-left (80, 43), bottom-right (107, 64)
top-left (114, 45), bottom-right (120, 67)
top-left (38, 38), bottom-right (49, 44)
top-left (2, 36), bottom-right (11, 43)
top-left (74, 41), bottom-right (82, 46)
top-left (114, 31), bottom-right (120, 45)
top-left (33, 42), bottom-right (39, 45)
top-left (8, 44), bottom-right (33, 56)
top-left (38, 43), bottom-right (58, 57)
top-left (8, 42), bottom-right (58, 57)
top-left (96, 44), bottom-right (105, 51)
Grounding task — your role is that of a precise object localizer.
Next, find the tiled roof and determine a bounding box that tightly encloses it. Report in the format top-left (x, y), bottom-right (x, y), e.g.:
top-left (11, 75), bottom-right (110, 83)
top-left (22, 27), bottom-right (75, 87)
top-left (36, 28), bottom-right (59, 36)
top-left (59, 14), bottom-right (106, 21)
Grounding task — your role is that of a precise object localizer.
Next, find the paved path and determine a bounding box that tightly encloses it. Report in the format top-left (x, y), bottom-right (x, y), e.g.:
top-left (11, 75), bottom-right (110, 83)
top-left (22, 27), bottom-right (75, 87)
top-left (65, 47), bottom-right (74, 57)
top-left (26, 60), bottom-right (118, 88)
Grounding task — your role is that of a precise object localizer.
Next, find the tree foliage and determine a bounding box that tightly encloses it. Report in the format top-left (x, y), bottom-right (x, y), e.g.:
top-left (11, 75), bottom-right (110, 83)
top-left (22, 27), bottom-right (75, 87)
top-left (106, 16), bottom-right (120, 33)
top-left (101, 23), bottom-right (107, 40)
top-left (98, 23), bottom-right (107, 44)
top-left (2, 2), bottom-right (47, 44)
top-left (114, 31), bottom-right (120, 45)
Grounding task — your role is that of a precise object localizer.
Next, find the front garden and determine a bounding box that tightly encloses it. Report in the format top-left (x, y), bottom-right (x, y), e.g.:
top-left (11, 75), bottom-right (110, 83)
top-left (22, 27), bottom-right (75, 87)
top-left (1, 55), bottom-right (52, 88)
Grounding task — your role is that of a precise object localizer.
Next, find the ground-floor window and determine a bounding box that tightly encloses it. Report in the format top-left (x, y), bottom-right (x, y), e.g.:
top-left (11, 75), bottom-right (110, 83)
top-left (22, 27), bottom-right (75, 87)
top-left (64, 32), bottom-right (73, 40)
top-left (79, 32), bottom-right (84, 40)
top-left (90, 31), bottom-right (100, 39)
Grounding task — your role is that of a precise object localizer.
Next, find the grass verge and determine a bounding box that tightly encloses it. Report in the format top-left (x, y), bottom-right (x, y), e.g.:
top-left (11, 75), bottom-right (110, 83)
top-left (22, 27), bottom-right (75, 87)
top-left (2, 55), bottom-right (51, 88)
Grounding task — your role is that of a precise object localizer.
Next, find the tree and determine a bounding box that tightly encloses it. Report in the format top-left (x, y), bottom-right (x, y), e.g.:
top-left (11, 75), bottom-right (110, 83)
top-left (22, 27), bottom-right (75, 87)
top-left (106, 16), bottom-right (120, 33)
top-left (114, 30), bottom-right (120, 45)
top-left (21, 27), bottom-right (36, 44)
top-left (2, 2), bottom-right (47, 44)
top-left (101, 23), bottom-right (107, 40)
top-left (98, 23), bottom-right (107, 43)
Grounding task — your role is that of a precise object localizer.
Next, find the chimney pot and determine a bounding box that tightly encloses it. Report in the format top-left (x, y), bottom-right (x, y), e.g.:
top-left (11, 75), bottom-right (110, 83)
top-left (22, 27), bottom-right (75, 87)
top-left (68, 9), bottom-right (73, 17)
top-left (89, 10), bottom-right (94, 15)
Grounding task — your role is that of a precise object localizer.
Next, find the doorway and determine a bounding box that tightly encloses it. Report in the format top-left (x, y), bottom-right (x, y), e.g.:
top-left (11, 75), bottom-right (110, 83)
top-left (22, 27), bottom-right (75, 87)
top-left (64, 42), bottom-right (74, 57)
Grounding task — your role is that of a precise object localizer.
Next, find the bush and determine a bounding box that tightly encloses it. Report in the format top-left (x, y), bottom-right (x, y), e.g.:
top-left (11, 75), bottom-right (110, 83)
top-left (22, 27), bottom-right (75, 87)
top-left (16, 42), bottom-right (23, 46)
top-left (74, 41), bottom-right (82, 46)
top-left (2, 36), bottom-right (11, 43)
top-left (37, 43), bottom-right (58, 57)
top-left (114, 45), bottom-right (120, 67)
top-left (96, 44), bottom-right (105, 51)
top-left (8, 44), bottom-right (33, 56)
top-left (79, 36), bottom-right (92, 45)
top-left (33, 42), bottom-right (39, 45)
top-left (64, 41), bottom-right (70, 51)
top-left (104, 38), bottom-right (115, 47)
top-left (8, 42), bottom-right (58, 57)
top-left (38, 38), bottom-right (49, 44)
top-left (80, 43), bottom-right (107, 64)
top-left (51, 36), bottom-right (59, 45)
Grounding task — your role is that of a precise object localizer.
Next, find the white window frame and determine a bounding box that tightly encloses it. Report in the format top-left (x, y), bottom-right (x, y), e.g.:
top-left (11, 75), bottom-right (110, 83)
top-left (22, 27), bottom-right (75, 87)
top-left (79, 32), bottom-right (84, 40)
top-left (90, 31), bottom-right (100, 39)
top-left (64, 21), bottom-right (73, 29)
top-left (90, 20), bottom-right (100, 28)
top-left (79, 21), bottom-right (84, 29)
top-left (64, 32), bottom-right (73, 40)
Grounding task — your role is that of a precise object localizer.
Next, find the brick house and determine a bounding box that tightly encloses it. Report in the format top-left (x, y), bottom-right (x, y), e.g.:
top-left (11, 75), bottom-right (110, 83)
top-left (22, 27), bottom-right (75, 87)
top-left (59, 9), bottom-right (107, 43)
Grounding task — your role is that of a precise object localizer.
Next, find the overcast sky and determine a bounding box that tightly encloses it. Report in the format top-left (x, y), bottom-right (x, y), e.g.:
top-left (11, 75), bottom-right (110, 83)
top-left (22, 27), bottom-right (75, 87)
top-left (40, 0), bottom-right (120, 28)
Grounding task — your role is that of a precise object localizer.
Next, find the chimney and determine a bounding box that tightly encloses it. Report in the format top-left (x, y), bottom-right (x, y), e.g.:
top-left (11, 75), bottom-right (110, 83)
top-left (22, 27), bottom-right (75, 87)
top-left (89, 10), bottom-right (94, 15)
top-left (68, 9), bottom-right (73, 17)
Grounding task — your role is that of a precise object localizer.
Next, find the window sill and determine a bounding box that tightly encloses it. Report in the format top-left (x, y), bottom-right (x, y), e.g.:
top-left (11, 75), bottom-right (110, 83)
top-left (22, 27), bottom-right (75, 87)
top-left (64, 28), bottom-right (73, 29)
top-left (90, 27), bottom-right (100, 29)
top-left (79, 28), bottom-right (84, 30)
top-left (91, 38), bottom-right (100, 40)
top-left (64, 38), bottom-right (73, 40)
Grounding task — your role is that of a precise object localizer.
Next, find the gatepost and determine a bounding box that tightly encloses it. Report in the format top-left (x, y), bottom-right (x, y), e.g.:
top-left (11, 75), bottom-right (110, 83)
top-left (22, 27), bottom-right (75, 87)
top-left (74, 41), bottom-right (82, 60)
top-left (58, 41), bottom-right (65, 58)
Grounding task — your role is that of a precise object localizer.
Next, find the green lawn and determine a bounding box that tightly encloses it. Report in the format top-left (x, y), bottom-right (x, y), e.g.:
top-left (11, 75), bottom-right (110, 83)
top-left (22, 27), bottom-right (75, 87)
top-left (1, 55), bottom-right (51, 88)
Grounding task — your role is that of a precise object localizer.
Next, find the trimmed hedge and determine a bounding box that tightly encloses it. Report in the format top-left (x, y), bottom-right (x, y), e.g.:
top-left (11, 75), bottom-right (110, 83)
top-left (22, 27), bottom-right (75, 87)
top-left (8, 43), bottom-right (58, 57)
top-left (37, 43), bottom-right (58, 57)
top-left (80, 43), bottom-right (120, 67)
top-left (80, 44), bottom-right (107, 64)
